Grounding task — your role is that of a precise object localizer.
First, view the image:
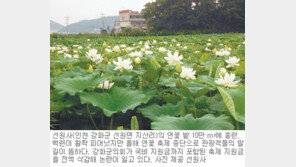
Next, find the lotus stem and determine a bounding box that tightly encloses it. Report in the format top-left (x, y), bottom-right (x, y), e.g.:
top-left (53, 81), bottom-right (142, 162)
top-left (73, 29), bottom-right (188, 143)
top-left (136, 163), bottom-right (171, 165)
top-left (209, 91), bottom-right (212, 104)
top-left (179, 75), bottom-right (185, 116)
top-left (172, 72), bottom-right (175, 95)
top-left (193, 98), bottom-right (197, 119)
top-left (236, 121), bottom-right (240, 130)
top-left (110, 115), bottom-right (114, 130)
top-left (86, 104), bottom-right (98, 130)
top-left (101, 112), bottom-right (104, 129)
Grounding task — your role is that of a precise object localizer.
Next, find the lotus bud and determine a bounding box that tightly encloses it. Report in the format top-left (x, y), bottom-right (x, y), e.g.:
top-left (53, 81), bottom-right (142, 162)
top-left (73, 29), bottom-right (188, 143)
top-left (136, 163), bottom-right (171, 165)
top-left (151, 56), bottom-right (156, 62)
top-left (135, 57), bottom-right (141, 64)
top-left (101, 72), bottom-right (104, 77)
top-left (102, 41), bottom-right (107, 47)
top-left (87, 65), bottom-right (93, 73)
top-left (176, 63), bottom-right (182, 73)
top-left (104, 56), bottom-right (108, 64)
top-left (220, 68), bottom-right (227, 76)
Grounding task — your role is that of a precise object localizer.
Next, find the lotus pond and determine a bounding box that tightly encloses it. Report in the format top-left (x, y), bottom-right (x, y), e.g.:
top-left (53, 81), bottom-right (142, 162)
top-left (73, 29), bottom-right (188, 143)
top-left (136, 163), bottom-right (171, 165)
top-left (50, 34), bottom-right (245, 130)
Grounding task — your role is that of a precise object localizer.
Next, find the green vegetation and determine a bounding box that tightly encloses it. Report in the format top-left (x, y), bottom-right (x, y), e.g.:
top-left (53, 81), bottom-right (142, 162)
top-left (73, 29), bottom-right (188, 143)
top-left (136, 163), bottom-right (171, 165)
top-left (50, 33), bottom-right (245, 130)
top-left (142, 0), bottom-right (245, 33)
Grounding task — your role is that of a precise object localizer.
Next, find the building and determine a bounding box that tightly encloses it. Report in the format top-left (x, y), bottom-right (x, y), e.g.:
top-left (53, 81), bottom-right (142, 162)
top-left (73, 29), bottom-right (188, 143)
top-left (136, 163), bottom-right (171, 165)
top-left (114, 10), bottom-right (147, 33)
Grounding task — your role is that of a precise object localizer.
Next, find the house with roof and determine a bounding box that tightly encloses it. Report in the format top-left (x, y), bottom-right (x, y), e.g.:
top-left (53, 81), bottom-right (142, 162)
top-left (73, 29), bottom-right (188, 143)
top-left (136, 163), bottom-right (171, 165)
top-left (114, 10), bottom-right (147, 33)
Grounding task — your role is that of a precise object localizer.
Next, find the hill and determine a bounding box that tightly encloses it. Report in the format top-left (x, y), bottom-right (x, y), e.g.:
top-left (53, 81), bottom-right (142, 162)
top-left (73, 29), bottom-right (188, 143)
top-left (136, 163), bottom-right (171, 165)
top-left (57, 16), bottom-right (119, 34)
top-left (50, 20), bottom-right (64, 32)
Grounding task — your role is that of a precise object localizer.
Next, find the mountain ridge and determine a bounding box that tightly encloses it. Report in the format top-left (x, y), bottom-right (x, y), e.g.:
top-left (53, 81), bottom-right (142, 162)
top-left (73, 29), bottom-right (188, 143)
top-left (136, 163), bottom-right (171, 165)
top-left (51, 16), bottom-right (119, 34)
top-left (50, 20), bottom-right (65, 32)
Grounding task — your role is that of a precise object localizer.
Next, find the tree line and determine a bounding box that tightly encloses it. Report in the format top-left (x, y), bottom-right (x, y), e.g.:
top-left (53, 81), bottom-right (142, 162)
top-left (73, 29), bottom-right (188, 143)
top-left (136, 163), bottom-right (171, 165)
top-left (142, 0), bottom-right (245, 33)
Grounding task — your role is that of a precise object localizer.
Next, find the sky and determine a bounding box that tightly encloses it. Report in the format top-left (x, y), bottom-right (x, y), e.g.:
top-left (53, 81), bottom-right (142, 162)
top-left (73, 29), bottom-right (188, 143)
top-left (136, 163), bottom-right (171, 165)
top-left (50, 0), bottom-right (155, 25)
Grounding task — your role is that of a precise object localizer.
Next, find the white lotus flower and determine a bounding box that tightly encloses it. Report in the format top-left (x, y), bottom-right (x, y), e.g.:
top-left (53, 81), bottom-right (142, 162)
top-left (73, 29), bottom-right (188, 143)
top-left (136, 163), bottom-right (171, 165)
top-left (73, 50), bottom-right (78, 53)
top-left (97, 80), bottom-right (114, 90)
top-left (77, 46), bottom-right (83, 49)
top-left (105, 48), bottom-right (112, 53)
top-left (180, 66), bottom-right (196, 80)
top-left (129, 51), bottom-right (143, 58)
top-left (225, 56), bottom-right (240, 68)
top-left (57, 50), bottom-right (64, 54)
top-left (125, 47), bottom-right (134, 52)
top-left (172, 39), bottom-right (176, 42)
top-left (87, 39), bottom-right (90, 41)
top-left (195, 50), bottom-right (200, 53)
top-left (183, 46), bottom-right (187, 50)
top-left (73, 54), bottom-right (79, 59)
top-left (158, 47), bottom-right (167, 53)
top-left (141, 48), bottom-right (146, 52)
top-left (113, 45), bottom-right (120, 52)
top-left (153, 39), bottom-right (157, 44)
top-left (144, 45), bottom-right (150, 49)
top-left (145, 51), bottom-right (153, 55)
top-left (64, 53), bottom-right (72, 58)
top-left (205, 47), bottom-right (211, 51)
top-left (208, 39), bottom-right (212, 42)
top-left (145, 40), bottom-right (150, 45)
top-left (86, 49), bottom-right (103, 64)
top-left (73, 44), bottom-right (79, 47)
top-left (164, 52), bottom-right (183, 66)
top-left (220, 68), bottom-right (227, 75)
top-left (215, 48), bottom-right (231, 57)
top-left (135, 57), bottom-right (141, 64)
top-left (62, 46), bottom-right (69, 52)
top-left (163, 42), bottom-right (168, 44)
top-left (220, 44), bottom-right (224, 46)
top-left (139, 41), bottom-right (143, 45)
top-left (176, 43), bottom-right (181, 47)
top-left (215, 72), bottom-right (240, 88)
top-left (113, 57), bottom-right (133, 72)
top-left (120, 44), bottom-right (126, 48)
top-left (50, 46), bottom-right (56, 50)
top-left (207, 43), bottom-right (211, 46)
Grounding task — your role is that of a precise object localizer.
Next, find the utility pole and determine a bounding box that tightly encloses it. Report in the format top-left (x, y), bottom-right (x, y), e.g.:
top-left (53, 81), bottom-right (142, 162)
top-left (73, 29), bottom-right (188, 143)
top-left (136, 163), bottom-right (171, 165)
top-left (65, 16), bottom-right (69, 34)
top-left (101, 12), bottom-right (105, 31)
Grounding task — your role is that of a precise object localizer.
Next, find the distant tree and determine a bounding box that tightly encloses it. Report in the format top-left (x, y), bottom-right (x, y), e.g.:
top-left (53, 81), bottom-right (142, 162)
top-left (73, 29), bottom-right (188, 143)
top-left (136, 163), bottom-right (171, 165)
top-left (217, 0), bottom-right (245, 32)
top-left (142, 0), bottom-right (245, 33)
top-left (101, 29), bottom-right (108, 35)
top-left (142, 0), bottom-right (197, 31)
